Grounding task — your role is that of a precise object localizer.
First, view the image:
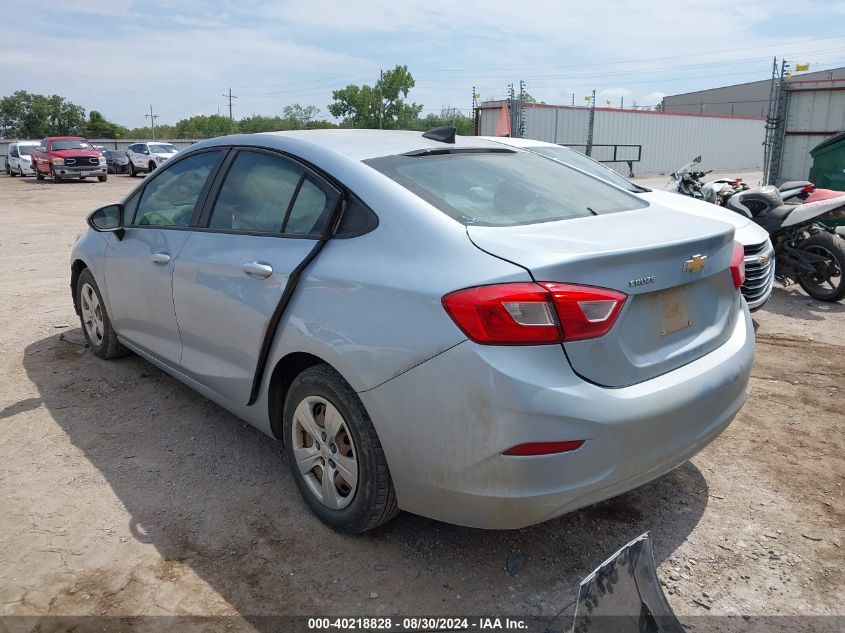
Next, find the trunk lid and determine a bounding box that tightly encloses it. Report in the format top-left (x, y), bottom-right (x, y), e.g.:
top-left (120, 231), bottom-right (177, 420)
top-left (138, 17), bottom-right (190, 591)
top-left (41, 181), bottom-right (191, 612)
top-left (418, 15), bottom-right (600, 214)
top-left (467, 206), bottom-right (740, 387)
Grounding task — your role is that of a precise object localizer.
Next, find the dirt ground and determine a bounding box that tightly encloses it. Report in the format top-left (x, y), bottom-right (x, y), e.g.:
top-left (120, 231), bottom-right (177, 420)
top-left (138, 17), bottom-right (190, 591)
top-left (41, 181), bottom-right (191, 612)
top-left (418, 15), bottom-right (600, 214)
top-left (0, 170), bottom-right (842, 631)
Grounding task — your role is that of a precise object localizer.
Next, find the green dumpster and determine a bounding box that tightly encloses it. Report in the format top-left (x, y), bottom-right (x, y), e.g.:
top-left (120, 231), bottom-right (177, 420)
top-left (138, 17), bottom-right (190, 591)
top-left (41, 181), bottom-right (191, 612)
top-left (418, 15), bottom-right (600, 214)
top-left (809, 131), bottom-right (845, 229)
top-left (809, 130), bottom-right (845, 190)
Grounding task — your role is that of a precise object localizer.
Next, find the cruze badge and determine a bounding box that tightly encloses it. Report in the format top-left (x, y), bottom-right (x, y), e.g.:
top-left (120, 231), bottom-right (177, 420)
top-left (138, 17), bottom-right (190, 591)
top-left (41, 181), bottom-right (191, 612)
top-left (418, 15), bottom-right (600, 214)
top-left (629, 276), bottom-right (656, 288)
top-left (683, 254), bottom-right (708, 273)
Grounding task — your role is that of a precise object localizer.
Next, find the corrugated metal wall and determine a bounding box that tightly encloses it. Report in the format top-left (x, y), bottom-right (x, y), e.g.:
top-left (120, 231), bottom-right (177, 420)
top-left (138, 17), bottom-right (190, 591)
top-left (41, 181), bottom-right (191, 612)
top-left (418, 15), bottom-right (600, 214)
top-left (777, 79), bottom-right (845, 182)
top-left (478, 103), bottom-right (765, 175)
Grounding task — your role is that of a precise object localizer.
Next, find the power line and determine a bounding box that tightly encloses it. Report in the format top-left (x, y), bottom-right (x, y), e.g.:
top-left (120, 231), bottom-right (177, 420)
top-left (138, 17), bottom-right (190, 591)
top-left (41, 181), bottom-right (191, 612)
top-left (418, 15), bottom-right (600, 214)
top-left (413, 34), bottom-right (845, 73)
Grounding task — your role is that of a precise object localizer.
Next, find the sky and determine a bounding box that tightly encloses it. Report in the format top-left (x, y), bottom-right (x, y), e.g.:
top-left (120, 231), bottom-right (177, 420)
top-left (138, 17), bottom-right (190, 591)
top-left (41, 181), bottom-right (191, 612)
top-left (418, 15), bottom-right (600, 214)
top-left (3, 0), bottom-right (845, 128)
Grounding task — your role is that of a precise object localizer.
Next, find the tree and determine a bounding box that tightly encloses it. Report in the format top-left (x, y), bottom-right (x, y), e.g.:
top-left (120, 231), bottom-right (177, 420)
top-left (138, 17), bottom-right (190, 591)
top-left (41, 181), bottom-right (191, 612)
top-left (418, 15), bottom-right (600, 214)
top-left (412, 107), bottom-right (474, 135)
top-left (328, 65), bottom-right (422, 129)
top-left (173, 114), bottom-right (233, 139)
top-left (0, 91), bottom-right (86, 138)
top-left (282, 103), bottom-right (320, 129)
top-left (84, 111), bottom-right (127, 139)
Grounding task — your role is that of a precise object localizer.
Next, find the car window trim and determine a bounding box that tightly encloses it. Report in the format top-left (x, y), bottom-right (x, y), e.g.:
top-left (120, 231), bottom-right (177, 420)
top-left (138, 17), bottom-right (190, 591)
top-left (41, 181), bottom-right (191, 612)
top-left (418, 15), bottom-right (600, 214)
top-left (196, 146), bottom-right (342, 238)
top-left (125, 147), bottom-right (229, 229)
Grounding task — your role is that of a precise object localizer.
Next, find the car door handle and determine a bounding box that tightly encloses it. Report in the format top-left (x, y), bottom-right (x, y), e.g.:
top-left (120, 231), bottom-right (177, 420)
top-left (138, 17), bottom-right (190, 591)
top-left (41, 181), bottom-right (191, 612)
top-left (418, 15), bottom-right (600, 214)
top-left (241, 261), bottom-right (273, 278)
top-left (150, 252), bottom-right (171, 264)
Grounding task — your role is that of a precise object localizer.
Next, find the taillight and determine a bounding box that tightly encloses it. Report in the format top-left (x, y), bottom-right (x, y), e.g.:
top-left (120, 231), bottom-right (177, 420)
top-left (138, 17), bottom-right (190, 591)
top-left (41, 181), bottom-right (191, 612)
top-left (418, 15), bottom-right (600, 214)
top-left (730, 241), bottom-right (745, 289)
top-left (441, 282), bottom-right (627, 345)
top-left (801, 183), bottom-right (816, 194)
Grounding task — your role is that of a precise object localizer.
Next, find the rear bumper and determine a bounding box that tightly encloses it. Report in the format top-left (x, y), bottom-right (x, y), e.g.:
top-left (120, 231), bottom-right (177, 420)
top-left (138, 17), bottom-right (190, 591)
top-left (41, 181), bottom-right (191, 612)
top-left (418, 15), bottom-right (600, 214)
top-left (361, 302), bottom-right (754, 529)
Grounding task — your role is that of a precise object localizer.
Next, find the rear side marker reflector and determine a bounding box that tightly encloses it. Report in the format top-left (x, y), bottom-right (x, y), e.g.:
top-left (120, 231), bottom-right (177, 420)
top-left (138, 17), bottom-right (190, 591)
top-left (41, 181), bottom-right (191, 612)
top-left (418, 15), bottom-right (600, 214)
top-left (504, 440), bottom-right (586, 456)
top-left (442, 282), bottom-right (627, 345)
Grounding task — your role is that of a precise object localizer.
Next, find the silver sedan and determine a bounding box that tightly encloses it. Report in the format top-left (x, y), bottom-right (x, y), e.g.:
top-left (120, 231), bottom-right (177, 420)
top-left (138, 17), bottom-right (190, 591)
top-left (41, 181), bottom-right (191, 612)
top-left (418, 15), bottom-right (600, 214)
top-left (71, 129), bottom-right (754, 532)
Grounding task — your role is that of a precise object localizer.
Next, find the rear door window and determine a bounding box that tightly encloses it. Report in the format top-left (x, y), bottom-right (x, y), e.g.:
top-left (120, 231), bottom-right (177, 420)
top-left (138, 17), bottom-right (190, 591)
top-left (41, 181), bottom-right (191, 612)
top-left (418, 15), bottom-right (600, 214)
top-left (365, 150), bottom-right (646, 227)
top-left (207, 150), bottom-right (339, 236)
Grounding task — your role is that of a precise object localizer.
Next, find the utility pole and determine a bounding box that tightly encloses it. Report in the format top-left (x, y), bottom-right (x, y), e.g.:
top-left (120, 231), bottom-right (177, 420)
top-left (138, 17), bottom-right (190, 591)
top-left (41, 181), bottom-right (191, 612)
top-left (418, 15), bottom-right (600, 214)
top-left (620, 96), bottom-right (624, 109)
top-left (472, 85), bottom-right (478, 135)
top-left (518, 80), bottom-right (526, 138)
top-left (145, 105), bottom-right (159, 140)
top-left (571, 93), bottom-right (575, 107)
top-left (507, 83), bottom-right (516, 137)
top-left (379, 69), bottom-right (384, 130)
top-left (586, 89), bottom-right (596, 157)
top-left (222, 87), bottom-right (237, 130)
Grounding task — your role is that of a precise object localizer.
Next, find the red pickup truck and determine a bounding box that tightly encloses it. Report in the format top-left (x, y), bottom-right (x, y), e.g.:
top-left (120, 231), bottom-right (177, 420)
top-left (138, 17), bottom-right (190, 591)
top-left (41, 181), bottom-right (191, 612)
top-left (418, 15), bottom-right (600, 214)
top-left (31, 136), bottom-right (108, 183)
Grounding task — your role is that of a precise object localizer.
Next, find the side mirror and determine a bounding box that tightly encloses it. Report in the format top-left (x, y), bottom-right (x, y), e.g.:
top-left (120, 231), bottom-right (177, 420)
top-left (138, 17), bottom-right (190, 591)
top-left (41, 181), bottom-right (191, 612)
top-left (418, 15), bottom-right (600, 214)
top-left (87, 204), bottom-right (125, 240)
top-left (693, 155), bottom-right (702, 164)
top-left (143, 149), bottom-right (150, 155)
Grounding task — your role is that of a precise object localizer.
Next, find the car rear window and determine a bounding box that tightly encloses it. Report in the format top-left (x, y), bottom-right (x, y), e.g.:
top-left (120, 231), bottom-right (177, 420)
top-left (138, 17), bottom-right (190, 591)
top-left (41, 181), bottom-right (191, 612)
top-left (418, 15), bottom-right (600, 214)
top-left (365, 150), bottom-right (646, 226)
top-left (528, 145), bottom-right (641, 193)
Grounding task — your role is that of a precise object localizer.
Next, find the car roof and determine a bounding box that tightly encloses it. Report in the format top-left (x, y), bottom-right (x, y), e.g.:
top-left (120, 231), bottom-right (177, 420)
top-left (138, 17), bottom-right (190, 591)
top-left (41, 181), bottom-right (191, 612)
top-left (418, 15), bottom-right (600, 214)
top-left (198, 129), bottom-right (513, 162)
top-left (477, 136), bottom-right (562, 149)
top-left (12, 140), bottom-right (40, 146)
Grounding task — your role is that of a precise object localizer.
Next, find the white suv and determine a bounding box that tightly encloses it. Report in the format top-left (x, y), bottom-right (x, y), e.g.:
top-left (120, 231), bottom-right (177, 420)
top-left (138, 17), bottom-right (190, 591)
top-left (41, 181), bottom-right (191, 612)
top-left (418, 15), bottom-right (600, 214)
top-left (5, 141), bottom-right (39, 177)
top-left (125, 142), bottom-right (178, 176)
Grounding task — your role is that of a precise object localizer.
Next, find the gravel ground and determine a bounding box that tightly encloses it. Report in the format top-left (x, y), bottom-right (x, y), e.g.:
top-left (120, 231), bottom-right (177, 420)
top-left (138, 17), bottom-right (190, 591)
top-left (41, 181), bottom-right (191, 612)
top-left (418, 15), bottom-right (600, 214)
top-left (0, 171), bottom-right (842, 632)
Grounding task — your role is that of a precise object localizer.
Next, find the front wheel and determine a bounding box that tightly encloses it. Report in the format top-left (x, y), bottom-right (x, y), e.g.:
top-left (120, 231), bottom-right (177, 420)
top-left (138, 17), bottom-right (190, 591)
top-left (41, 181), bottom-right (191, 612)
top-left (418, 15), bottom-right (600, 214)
top-left (797, 233), bottom-right (845, 302)
top-left (98, 174), bottom-right (107, 182)
top-left (35, 166), bottom-right (44, 180)
top-left (283, 364), bottom-right (398, 533)
top-left (51, 166), bottom-right (61, 184)
top-left (128, 161), bottom-right (136, 177)
top-left (76, 269), bottom-right (128, 359)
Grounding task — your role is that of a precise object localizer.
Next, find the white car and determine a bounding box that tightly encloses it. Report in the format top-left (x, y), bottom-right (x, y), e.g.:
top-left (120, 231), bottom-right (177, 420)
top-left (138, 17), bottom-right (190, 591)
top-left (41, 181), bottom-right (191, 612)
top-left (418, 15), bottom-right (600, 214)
top-left (5, 141), bottom-right (39, 177)
top-left (483, 137), bottom-right (775, 310)
top-left (125, 142), bottom-right (179, 177)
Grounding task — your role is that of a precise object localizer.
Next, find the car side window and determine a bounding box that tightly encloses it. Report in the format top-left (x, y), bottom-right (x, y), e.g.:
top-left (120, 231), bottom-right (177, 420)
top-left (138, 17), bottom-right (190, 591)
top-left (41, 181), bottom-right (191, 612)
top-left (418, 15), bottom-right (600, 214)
top-left (208, 151), bottom-right (307, 234)
top-left (10, 146), bottom-right (18, 158)
top-left (284, 177), bottom-right (333, 235)
top-left (133, 151), bottom-right (222, 227)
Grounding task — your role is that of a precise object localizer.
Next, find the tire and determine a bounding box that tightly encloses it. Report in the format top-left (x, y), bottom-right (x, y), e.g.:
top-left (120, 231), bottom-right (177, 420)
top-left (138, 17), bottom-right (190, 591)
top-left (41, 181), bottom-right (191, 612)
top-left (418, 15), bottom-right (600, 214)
top-left (283, 364), bottom-right (399, 533)
top-left (98, 175), bottom-right (107, 182)
top-left (148, 161), bottom-right (156, 173)
top-left (36, 166), bottom-right (44, 180)
top-left (797, 232), bottom-right (845, 302)
top-left (128, 161), bottom-right (136, 177)
top-left (51, 166), bottom-right (61, 184)
top-left (9, 164), bottom-right (16, 177)
top-left (75, 268), bottom-right (128, 359)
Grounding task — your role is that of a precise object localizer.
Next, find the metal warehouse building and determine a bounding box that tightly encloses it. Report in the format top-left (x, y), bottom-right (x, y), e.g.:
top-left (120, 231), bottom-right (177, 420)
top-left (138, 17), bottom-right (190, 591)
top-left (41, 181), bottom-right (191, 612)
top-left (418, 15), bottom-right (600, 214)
top-left (662, 67), bottom-right (845, 184)
top-left (477, 100), bottom-right (765, 175)
top-left (663, 66), bottom-right (845, 117)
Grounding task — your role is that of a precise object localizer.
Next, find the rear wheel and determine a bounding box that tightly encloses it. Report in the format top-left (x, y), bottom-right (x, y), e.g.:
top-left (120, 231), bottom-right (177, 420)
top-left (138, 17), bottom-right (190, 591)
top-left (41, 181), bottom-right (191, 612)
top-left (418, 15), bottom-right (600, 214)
top-left (9, 164), bottom-right (16, 177)
top-left (283, 364), bottom-right (398, 533)
top-left (76, 269), bottom-right (128, 359)
top-left (797, 233), bottom-right (845, 302)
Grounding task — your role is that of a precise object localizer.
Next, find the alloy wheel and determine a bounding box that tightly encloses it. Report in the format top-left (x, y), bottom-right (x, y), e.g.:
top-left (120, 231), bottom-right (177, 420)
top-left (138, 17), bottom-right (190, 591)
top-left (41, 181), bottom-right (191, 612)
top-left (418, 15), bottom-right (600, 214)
top-left (79, 282), bottom-right (105, 347)
top-left (290, 396), bottom-right (358, 510)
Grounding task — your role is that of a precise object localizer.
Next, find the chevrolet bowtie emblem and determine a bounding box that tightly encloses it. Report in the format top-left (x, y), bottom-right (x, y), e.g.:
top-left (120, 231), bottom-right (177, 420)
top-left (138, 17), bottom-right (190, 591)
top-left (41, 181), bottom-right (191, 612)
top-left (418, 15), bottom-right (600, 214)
top-left (759, 254), bottom-right (770, 266)
top-left (683, 254), bottom-right (708, 273)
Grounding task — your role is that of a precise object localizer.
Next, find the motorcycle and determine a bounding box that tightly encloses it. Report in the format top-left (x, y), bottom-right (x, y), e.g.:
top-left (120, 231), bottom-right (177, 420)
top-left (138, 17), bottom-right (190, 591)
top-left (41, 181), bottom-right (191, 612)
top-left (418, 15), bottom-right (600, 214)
top-left (727, 186), bottom-right (845, 302)
top-left (668, 157), bottom-right (845, 302)
top-left (666, 155), bottom-right (750, 206)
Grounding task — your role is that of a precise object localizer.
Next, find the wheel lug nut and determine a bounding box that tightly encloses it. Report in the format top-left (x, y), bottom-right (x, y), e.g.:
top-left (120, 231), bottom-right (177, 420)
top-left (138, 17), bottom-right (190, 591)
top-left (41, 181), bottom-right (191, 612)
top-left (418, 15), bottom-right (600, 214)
top-left (330, 444), bottom-right (337, 453)
top-left (320, 457), bottom-right (325, 465)
top-left (321, 432), bottom-right (327, 441)
top-left (328, 459), bottom-right (335, 469)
